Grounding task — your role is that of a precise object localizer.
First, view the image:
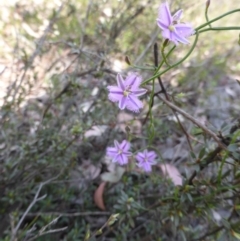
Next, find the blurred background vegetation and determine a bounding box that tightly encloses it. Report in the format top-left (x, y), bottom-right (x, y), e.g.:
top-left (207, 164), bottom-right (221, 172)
top-left (0, 0), bottom-right (240, 240)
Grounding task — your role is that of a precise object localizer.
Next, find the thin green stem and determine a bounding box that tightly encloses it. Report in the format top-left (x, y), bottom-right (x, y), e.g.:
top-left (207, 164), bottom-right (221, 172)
top-left (196, 8), bottom-right (240, 31)
top-left (161, 47), bottom-right (171, 67)
top-left (198, 26), bottom-right (240, 33)
top-left (204, 3), bottom-right (212, 28)
top-left (147, 79), bottom-right (155, 144)
top-left (142, 32), bottom-right (199, 86)
top-left (132, 65), bottom-right (155, 70)
top-left (155, 45), bottom-right (175, 73)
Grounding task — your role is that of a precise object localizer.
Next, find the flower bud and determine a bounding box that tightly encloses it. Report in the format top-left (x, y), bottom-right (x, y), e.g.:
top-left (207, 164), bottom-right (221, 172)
top-left (125, 56), bottom-right (131, 65)
top-left (206, 0), bottom-right (211, 9)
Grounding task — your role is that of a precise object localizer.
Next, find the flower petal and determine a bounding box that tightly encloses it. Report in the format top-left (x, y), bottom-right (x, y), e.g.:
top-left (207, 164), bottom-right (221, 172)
top-left (161, 29), bottom-right (171, 40)
top-left (118, 97), bottom-right (128, 110)
top-left (106, 147), bottom-right (118, 157)
top-left (126, 95), bottom-right (143, 112)
top-left (108, 93), bottom-right (122, 102)
top-left (136, 152), bottom-right (145, 162)
top-left (157, 19), bottom-right (169, 30)
top-left (172, 9), bottom-right (182, 21)
top-left (143, 162), bottom-right (152, 172)
top-left (175, 23), bottom-right (195, 37)
top-left (172, 31), bottom-right (189, 44)
top-left (118, 154), bottom-right (128, 165)
top-left (120, 140), bottom-right (130, 152)
top-left (108, 85), bottom-right (122, 92)
top-left (125, 73), bottom-right (140, 88)
top-left (132, 88), bottom-right (147, 97)
top-left (112, 154), bottom-right (120, 163)
top-left (146, 151), bottom-right (157, 160)
top-left (158, 2), bottom-right (172, 26)
top-left (108, 86), bottom-right (123, 102)
top-left (138, 162), bottom-right (152, 172)
top-left (117, 74), bottom-right (125, 90)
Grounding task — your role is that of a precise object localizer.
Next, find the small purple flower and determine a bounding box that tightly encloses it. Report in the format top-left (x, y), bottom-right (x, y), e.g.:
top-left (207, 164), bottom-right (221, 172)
top-left (106, 140), bottom-right (132, 165)
top-left (136, 150), bottom-right (157, 172)
top-left (156, 2), bottom-right (195, 45)
top-left (107, 73), bottom-right (147, 113)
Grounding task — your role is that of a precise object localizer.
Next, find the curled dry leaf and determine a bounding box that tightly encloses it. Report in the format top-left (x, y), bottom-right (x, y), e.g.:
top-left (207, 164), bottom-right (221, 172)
top-left (94, 182), bottom-right (107, 210)
top-left (101, 166), bottom-right (125, 183)
top-left (159, 164), bottom-right (183, 186)
top-left (84, 125), bottom-right (108, 138)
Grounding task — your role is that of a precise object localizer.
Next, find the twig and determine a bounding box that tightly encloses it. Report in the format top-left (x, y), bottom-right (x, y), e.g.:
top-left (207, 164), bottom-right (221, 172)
top-left (188, 119), bottom-right (240, 185)
top-left (146, 43), bottom-right (193, 151)
top-left (188, 146), bottom-right (222, 185)
top-left (24, 211), bottom-right (111, 217)
top-left (10, 176), bottom-right (60, 241)
top-left (157, 94), bottom-right (227, 150)
top-left (11, 184), bottom-right (46, 241)
top-left (27, 227), bottom-right (68, 241)
top-left (12, 4), bottom-right (65, 103)
top-left (41, 67), bottom-right (97, 121)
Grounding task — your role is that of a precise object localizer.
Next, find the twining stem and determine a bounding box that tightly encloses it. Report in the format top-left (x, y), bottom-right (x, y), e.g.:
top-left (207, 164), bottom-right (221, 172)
top-left (161, 39), bottom-right (171, 67)
top-left (198, 26), bottom-right (240, 33)
top-left (142, 32), bottom-right (199, 86)
top-left (157, 45), bottom-right (175, 72)
top-left (146, 43), bottom-right (193, 151)
top-left (205, 0), bottom-right (212, 28)
top-left (142, 9), bottom-right (240, 86)
top-left (132, 65), bottom-right (155, 70)
top-left (196, 8), bottom-right (240, 31)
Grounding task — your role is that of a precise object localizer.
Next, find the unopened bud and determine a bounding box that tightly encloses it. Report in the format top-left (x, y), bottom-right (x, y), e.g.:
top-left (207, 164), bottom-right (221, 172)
top-left (162, 39), bottom-right (169, 48)
top-left (125, 125), bottom-right (131, 133)
top-left (206, 0), bottom-right (210, 9)
top-left (96, 229), bottom-right (102, 235)
top-left (125, 56), bottom-right (131, 65)
top-left (107, 213), bottom-right (120, 226)
top-left (84, 225), bottom-right (91, 241)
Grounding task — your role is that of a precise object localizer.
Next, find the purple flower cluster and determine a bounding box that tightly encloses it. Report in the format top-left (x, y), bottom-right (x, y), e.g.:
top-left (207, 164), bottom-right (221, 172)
top-left (106, 2), bottom-right (194, 172)
top-left (157, 2), bottom-right (194, 45)
top-left (106, 140), bottom-right (157, 173)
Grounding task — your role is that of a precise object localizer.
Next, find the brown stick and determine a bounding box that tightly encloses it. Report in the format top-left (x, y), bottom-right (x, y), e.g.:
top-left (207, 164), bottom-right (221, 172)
top-left (157, 94), bottom-right (227, 150)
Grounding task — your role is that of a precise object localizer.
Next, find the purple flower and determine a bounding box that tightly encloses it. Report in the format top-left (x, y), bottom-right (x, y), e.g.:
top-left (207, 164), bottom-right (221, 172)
top-left (107, 73), bottom-right (147, 113)
top-left (106, 140), bottom-right (132, 165)
top-left (136, 150), bottom-right (157, 172)
top-left (156, 2), bottom-right (195, 45)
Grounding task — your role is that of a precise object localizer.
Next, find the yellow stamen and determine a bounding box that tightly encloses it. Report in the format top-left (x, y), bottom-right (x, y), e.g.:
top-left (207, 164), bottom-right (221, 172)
top-left (123, 90), bottom-right (131, 97)
top-left (168, 25), bottom-right (175, 31)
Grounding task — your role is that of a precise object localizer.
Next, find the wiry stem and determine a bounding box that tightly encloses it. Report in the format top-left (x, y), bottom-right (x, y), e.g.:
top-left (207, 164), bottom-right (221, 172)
top-left (157, 94), bottom-right (227, 150)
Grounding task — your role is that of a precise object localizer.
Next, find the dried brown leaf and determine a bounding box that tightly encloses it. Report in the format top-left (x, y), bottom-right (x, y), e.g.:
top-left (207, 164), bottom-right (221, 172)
top-left (159, 164), bottom-right (183, 186)
top-left (94, 182), bottom-right (107, 210)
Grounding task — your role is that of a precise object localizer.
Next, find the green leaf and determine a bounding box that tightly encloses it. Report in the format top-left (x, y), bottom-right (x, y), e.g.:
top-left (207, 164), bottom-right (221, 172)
top-left (198, 147), bottom-right (206, 159)
top-left (221, 218), bottom-right (231, 230)
top-left (227, 143), bottom-right (239, 152)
